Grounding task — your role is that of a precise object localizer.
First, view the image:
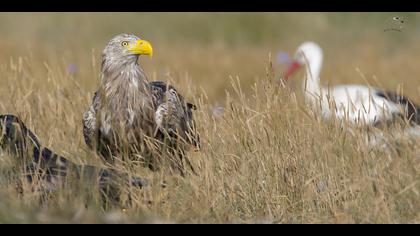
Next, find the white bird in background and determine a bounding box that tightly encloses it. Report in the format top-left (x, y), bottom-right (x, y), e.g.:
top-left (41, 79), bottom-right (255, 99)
top-left (282, 41), bottom-right (420, 128)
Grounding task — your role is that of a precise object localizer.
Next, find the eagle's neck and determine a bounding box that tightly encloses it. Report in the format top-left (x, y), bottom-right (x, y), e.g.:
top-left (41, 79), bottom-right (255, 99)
top-left (101, 57), bottom-right (148, 87)
top-left (98, 57), bottom-right (154, 134)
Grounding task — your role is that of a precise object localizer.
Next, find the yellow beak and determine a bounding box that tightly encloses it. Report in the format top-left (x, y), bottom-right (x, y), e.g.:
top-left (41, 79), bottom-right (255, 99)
top-left (129, 39), bottom-right (153, 57)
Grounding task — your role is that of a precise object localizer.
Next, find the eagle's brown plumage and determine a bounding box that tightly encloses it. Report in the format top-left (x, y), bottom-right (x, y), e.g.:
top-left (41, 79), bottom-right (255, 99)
top-left (0, 114), bottom-right (148, 203)
top-left (82, 34), bottom-right (199, 174)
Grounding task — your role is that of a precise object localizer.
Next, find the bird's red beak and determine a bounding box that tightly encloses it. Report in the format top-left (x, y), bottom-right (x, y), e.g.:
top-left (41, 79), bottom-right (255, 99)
top-left (283, 61), bottom-right (302, 81)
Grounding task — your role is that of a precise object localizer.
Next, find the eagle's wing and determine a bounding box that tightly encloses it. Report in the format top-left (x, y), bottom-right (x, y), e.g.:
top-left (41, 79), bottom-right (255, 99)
top-left (149, 81), bottom-right (200, 150)
top-left (82, 91), bottom-right (100, 150)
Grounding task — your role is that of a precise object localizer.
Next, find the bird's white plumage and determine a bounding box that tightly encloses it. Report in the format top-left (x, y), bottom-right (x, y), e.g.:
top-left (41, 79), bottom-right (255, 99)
top-left (310, 85), bottom-right (401, 125)
top-left (292, 42), bottom-right (401, 126)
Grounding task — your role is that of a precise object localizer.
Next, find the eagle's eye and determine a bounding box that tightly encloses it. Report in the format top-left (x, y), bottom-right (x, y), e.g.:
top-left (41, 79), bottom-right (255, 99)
top-left (121, 41), bottom-right (129, 47)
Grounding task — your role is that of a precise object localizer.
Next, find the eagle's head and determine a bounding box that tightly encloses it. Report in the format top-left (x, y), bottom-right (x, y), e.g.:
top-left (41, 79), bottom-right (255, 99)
top-left (102, 33), bottom-right (153, 63)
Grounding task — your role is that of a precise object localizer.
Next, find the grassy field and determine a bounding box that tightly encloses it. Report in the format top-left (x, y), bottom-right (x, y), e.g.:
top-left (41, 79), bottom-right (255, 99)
top-left (0, 12), bottom-right (419, 223)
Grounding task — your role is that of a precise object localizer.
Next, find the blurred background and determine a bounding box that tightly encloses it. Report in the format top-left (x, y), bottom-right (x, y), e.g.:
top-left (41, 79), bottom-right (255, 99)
top-left (0, 12), bottom-right (419, 104)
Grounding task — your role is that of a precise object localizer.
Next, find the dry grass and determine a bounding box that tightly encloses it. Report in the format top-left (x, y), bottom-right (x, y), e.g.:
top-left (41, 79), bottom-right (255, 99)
top-left (0, 13), bottom-right (419, 223)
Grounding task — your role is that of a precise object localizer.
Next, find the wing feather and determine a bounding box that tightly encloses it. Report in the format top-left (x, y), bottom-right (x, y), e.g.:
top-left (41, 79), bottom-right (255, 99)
top-left (150, 81), bottom-right (200, 149)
